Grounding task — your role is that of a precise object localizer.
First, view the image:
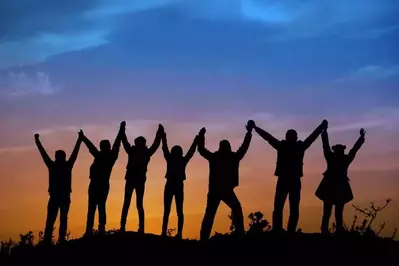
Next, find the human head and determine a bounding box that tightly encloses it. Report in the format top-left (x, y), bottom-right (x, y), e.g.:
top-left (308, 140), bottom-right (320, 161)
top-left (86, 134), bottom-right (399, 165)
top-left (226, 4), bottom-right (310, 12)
top-left (218, 140), bottom-right (232, 153)
top-left (171, 145), bottom-right (183, 157)
top-left (134, 136), bottom-right (147, 148)
top-left (55, 150), bottom-right (66, 162)
top-left (332, 144), bottom-right (346, 155)
top-left (100, 140), bottom-right (111, 152)
top-left (285, 129), bottom-right (298, 142)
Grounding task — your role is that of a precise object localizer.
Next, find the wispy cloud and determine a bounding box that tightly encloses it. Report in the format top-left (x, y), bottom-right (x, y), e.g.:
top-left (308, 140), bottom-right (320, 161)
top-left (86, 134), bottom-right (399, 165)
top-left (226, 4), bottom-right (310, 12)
top-left (337, 65), bottom-right (399, 83)
top-left (0, 71), bottom-right (61, 97)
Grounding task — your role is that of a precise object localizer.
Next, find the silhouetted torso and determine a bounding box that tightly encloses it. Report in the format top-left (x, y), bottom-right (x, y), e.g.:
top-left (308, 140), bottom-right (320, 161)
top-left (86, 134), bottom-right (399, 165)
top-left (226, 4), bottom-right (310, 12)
top-left (165, 156), bottom-right (189, 183)
top-left (48, 161), bottom-right (73, 195)
top-left (275, 141), bottom-right (305, 178)
top-left (323, 154), bottom-right (351, 180)
top-left (90, 152), bottom-right (118, 183)
top-left (207, 152), bottom-right (241, 191)
top-left (126, 147), bottom-right (151, 182)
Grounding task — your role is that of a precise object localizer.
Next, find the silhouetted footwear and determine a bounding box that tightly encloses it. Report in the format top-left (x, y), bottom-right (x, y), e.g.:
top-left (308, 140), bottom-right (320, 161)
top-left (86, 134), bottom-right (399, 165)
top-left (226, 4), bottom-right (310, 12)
top-left (175, 234), bottom-right (182, 240)
top-left (138, 227), bottom-right (144, 234)
top-left (119, 227), bottom-right (126, 233)
top-left (98, 227), bottom-right (106, 235)
top-left (57, 238), bottom-right (67, 245)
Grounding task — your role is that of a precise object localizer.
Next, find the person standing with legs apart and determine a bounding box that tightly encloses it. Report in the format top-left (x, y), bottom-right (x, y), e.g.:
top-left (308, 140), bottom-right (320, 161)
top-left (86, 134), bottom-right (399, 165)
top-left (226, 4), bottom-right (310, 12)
top-left (34, 131), bottom-right (83, 244)
top-left (160, 128), bottom-right (198, 239)
top-left (316, 127), bottom-right (366, 235)
top-left (252, 119), bottom-right (328, 234)
top-left (198, 121), bottom-right (253, 241)
top-left (80, 123), bottom-right (123, 237)
top-left (120, 121), bottom-right (164, 233)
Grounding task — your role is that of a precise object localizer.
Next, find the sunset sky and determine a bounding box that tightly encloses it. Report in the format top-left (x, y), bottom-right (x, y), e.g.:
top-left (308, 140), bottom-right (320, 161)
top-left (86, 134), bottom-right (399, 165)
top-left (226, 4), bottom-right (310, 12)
top-left (1, 0), bottom-right (399, 241)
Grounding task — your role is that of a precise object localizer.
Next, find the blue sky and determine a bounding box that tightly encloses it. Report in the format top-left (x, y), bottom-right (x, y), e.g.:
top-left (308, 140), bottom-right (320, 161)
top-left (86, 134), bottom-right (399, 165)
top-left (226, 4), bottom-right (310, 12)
top-left (1, 0), bottom-right (399, 143)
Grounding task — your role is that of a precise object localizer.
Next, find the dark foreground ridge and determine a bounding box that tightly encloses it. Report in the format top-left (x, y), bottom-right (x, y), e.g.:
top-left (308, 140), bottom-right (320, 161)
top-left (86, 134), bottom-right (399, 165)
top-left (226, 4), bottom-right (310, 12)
top-left (2, 231), bottom-right (398, 265)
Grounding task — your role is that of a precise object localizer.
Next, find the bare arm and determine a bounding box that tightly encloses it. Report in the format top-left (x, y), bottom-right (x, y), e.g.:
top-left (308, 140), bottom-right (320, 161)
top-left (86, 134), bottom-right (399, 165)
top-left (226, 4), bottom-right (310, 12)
top-left (67, 134), bottom-right (83, 168)
top-left (303, 120), bottom-right (328, 150)
top-left (236, 124), bottom-right (253, 161)
top-left (111, 127), bottom-right (123, 161)
top-left (34, 135), bottom-right (53, 167)
top-left (161, 133), bottom-right (170, 160)
top-left (321, 130), bottom-right (332, 160)
top-left (81, 133), bottom-right (99, 157)
top-left (254, 126), bottom-right (280, 150)
top-left (184, 135), bottom-right (198, 163)
top-left (148, 124), bottom-right (163, 157)
top-left (348, 129), bottom-right (366, 163)
top-left (197, 128), bottom-right (213, 160)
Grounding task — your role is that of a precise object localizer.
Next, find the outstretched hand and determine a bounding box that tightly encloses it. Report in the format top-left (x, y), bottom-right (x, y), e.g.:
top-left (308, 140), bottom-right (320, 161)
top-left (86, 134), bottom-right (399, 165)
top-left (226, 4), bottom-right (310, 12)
top-left (120, 121), bottom-right (126, 129)
top-left (360, 128), bottom-right (366, 137)
top-left (34, 133), bottom-right (39, 141)
top-left (199, 127), bottom-right (206, 136)
top-left (157, 124), bottom-right (165, 137)
top-left (321, 119), bottom-right (328, 130)
top-left (246, 120), bottom-right (254, 133)
top-left (78, 129), bottom-right (84, 139)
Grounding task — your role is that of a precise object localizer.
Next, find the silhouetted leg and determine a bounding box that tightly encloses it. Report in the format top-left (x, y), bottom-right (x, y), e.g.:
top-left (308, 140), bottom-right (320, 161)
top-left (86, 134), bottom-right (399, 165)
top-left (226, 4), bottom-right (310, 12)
top-left (287, 180), bottom-right (301, 233)
top-left (85, 184), bottom-right (97, 235)
top-left (335, 203), bottom-right (345, 233)
top-left (136, 182), bottom-right (146, 233)
top-left (120, 181), bottom-right (134, 231)
top-left (272, 178), bottom-right (288, 232)
top-left (200, 191), bottom-right (221, 241)
top-left (44, 196), bottom-right (59, 244)
top-left (175, 182), bottom-right (184, 238)
top-left (98, 185), bottom-right (110, 234)
top-left (59, 195), bottom-right (71, 242)
top-left (223, 190), bottom-right (244, 236)
top-left (162, 182), bottom-right (174, 236)
top-left (321, 202), bottom-right (333, 233)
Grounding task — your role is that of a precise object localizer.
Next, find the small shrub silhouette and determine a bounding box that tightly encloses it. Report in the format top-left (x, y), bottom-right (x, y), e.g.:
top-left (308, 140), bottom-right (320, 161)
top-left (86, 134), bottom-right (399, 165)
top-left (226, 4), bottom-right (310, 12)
top-left (247, 211), bottom-right (271, 235)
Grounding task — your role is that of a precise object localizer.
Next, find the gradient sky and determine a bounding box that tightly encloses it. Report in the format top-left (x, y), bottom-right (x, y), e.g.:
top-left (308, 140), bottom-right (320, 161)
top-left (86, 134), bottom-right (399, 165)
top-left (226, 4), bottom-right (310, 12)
top-left (1, 0), bottom-right (399, 241)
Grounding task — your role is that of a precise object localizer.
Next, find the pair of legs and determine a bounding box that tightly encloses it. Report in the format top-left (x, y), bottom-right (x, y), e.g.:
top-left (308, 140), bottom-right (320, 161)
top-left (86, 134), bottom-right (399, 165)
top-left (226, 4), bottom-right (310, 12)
top-left (44, 194), bottom-right (71, 243)
top-left (272, 177), bottom-right (301, 233)
top-left (162, 181), bottom-right (184, 238)
top-left (200, 188), bottom-right (244, 241)
top-left (85, 181), bottom-right (110, 235)
top-left (120, 179), bottom-right (145, 233)
top-left (321, 202), bottom-right (345, 233)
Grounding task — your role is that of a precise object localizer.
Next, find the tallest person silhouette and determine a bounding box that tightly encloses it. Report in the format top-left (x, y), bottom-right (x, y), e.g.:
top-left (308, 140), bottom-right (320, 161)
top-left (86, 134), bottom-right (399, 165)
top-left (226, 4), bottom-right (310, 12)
top-left (198, 120), bottom-right (253, 240)
top-left (119, 121), bottom-right (164, 233)
top-left (252, 119), bottom-right (328, 233)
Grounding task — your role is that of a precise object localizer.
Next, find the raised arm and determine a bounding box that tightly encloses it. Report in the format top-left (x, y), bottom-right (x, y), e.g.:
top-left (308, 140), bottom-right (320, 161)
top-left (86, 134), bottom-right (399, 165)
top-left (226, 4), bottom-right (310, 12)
top-left (120, 121), bottom-right (131, 154)
top-left (148, 124), bottom-right (164, 157)
top-left (321, 129), bottom-right (332, 159)
top-left (236, 121), bottom-right (253, 161)
top-left (80, 130), bottom-right (99, 157)
top-left (184, 135), bottom-right (198, 163)
top-left (253, 123), bottom-right (280, 150)
top-left (303, 119), bottom-right (328, 150)
top-left (348, 128), bottom-right (366, 163)
top-left (197, 128), bottom-right (213, 160)
top-left (111, 125), bottom-right (123, 160)
top-left (34, 134), bottom-right (53, 167)
top-left (161, 132), bottom-right (170, 160)
top-left (67, 131), bottom-right (83, 168)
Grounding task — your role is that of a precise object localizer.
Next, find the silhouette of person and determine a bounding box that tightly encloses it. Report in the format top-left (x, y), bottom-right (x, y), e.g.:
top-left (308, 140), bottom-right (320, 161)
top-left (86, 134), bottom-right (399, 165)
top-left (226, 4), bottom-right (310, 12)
top-left (120, 122), bottom-right (164, 233)
top-left (316, 128), bottom-right (366, 234)
top-left (252, 119), bottom-right (328, 233)
top-left (160, 129), bottom-right (198, 239)
top-left (81, 123), bottom-right (124, 237)
top-left (34, 131), bottom-right (82, 244)
top-left (198, 121), bottom-right (253, 240)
